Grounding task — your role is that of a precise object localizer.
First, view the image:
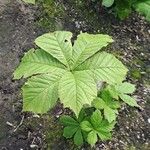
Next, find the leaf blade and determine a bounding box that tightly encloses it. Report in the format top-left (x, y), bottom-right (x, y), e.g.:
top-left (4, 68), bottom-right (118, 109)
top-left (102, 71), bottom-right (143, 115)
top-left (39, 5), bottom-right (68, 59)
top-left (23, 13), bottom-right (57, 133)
top-left (60, 115), bottom-right (78, 126)
top-left (104, 106), bottom-right (116, 123)
top-left (74, 129), bottom-right (84, 146)
top-left (72, 33), bottom-right (113, 69)
top-left (97, 130), bottom-right (112, 141)
top-left (76, 52), bottom-right (128, 84)
top-left (119, 94), bottom-right (139, 107)
top-left (87, 131), bottom-right (97, 146)
top-left (59, 71), bottom-right (97, 116)
top-left (22, 72), bottom-right (63, 114)
top-left (91, 109), bottom-right (102, 127)
top-left (115, 82), bottom-right (136, 94)
top-left (63, 126), bottom-right (78, 138)
top-left (92, 98), bottom-right (106, 109)
top-left (81, 121), bottom-right (93, 132)
top-left (35, 31), bottom-right (73, 67)
top-left (13, 49), bottom-right (65, 79)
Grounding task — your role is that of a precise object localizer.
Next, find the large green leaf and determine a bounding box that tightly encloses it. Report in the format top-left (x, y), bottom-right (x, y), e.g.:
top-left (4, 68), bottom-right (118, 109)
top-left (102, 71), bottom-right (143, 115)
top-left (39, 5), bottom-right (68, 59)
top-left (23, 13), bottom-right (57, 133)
top-left (72, 33), bottom-right (113, 69)
top-left (13, 49), bottom-right (65, 79)
top-left (59, 71), bottom-right (97, 116)
top-left (22, 72), bottom-right (63, 114)
top-left (76, 52), bottom-right (128, 84)
top-left (35, 31), bottom-right (73, 68)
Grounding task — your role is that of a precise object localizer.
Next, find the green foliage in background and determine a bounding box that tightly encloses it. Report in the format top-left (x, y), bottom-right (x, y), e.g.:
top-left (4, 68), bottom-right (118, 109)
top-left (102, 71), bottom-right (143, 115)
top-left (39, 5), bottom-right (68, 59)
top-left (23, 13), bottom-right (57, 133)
top-left (87, 0), bottom-right (150, 21)
top-left (102, 0), bottom-right (150, 21)
top-left (22, 0), bottom-right (150, 21)
top-left (134, 0), bottom-right (150, 21)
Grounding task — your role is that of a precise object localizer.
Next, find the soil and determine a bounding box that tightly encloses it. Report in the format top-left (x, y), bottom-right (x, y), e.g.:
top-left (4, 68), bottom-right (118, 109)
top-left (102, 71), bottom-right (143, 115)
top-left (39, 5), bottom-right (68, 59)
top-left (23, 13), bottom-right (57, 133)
top-left (0, 0), bottom-right (150, 150)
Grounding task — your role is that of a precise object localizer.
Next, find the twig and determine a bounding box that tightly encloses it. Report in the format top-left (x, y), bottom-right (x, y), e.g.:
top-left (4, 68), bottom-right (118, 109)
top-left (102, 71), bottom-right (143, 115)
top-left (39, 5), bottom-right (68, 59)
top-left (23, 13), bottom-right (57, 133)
top-left (6, 121), bottom-right (14, 127)
top-left (13, 115), bottom-right (24, 132)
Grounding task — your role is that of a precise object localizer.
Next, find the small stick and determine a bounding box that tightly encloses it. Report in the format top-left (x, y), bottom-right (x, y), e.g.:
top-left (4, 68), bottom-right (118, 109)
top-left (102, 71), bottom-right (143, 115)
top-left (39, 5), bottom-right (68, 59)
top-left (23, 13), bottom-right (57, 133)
top-left (13, 115), bottom-right (24, 132)
top-left (6, 121), bottom-right (14, 127)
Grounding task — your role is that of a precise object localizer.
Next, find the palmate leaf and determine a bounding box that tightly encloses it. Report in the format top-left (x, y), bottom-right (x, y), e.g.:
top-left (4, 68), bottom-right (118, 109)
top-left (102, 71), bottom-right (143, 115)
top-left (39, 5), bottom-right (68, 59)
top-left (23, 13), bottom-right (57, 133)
top-left (81, 110), bottom-right (116, 146)
top-left (35, 31), bottom-right (73, 68)
top-left (59, 71), bottom-right (97, 116)
top-left (76, 52), bottom-right (128, 84)
top-left (114, 82), bottom-right (139, 107)
top-left (107, 82), bottom-right (140, 108)
top-left (60, 115), bottom-right (84, 146)
top-left (72, 33), bottom-right (113, 69)
top-left (22, 72), bottom-right (65, 114)
top-left (14, 31), bottom-right (130, 118)
top-left (106, 85), bottom-right (119, 99)
top-left (13, 49), bottom-right (65, 79)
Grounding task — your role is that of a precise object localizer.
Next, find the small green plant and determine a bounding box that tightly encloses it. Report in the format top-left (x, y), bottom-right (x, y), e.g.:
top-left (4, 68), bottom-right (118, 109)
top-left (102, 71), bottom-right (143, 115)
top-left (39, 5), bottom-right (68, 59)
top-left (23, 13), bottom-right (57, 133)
top-left (60, 81), bottom-right (140, 146)
top-left (80, 109), bottom-right (116, 146)
top-left (14, 31), bottom-right (139, 147)
top-left (102, 0), bottom-right (150, 21)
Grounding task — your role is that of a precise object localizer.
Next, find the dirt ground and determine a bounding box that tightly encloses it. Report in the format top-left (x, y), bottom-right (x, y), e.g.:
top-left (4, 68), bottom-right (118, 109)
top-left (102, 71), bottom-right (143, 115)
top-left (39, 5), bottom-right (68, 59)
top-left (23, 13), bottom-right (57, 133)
top-left (0, 0), bottom-right (150, 150)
